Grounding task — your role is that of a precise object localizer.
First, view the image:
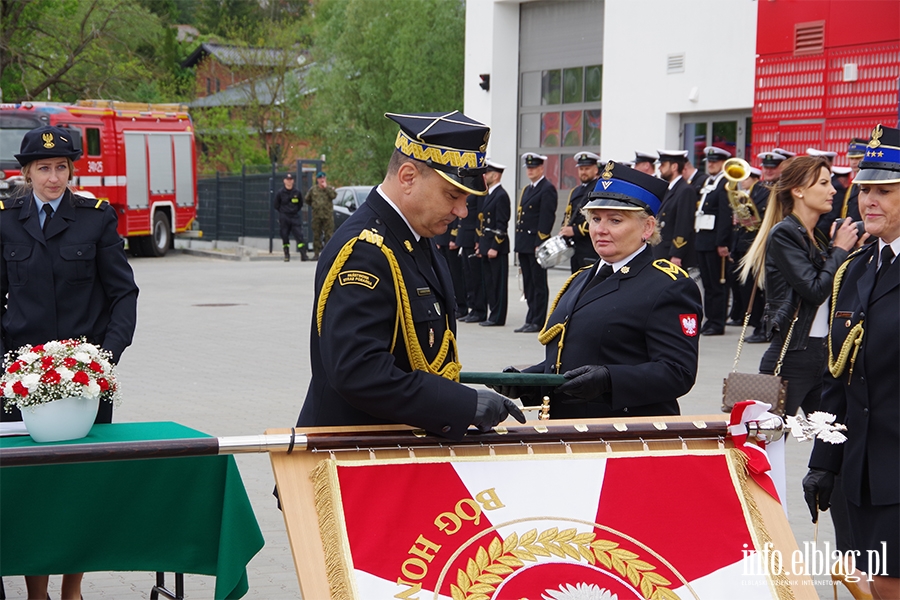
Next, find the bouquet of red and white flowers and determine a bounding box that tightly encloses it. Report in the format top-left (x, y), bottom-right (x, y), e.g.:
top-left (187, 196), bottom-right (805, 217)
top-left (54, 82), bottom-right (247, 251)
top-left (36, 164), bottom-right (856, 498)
top-left (1, 339), bottom-right (121, 411)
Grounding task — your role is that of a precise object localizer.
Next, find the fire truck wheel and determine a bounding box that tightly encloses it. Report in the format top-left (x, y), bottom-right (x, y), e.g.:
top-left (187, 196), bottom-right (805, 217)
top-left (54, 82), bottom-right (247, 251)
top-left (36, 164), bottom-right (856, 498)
top-left (148, 211), bottom-right (171, 257)
top-left (128, 238), bottom-right (144, 257)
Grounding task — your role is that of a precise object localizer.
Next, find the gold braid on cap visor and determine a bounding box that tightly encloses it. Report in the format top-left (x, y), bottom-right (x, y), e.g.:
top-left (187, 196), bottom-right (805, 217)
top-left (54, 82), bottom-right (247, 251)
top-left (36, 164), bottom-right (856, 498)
top-left (394, 130), bottom-right (488, 195)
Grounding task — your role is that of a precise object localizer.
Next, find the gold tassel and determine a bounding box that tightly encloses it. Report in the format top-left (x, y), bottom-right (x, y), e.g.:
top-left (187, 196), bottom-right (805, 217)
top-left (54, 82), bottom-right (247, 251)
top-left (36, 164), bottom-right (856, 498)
top-left (310, 460), bottom-right (353, 600)
top-left (729, 449), bottom-right (795, 600)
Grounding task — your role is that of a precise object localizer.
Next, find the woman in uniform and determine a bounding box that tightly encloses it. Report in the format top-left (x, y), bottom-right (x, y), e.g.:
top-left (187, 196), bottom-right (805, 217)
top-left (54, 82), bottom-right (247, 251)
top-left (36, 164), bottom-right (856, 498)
top-left (0, 125), bottom-right (138, 600)
top-left (738, 155), bottom-right (860, 417)
top-left (805, 124), bottom-right (899, 599)
top-left (491, 161), bottom-right (702, 418)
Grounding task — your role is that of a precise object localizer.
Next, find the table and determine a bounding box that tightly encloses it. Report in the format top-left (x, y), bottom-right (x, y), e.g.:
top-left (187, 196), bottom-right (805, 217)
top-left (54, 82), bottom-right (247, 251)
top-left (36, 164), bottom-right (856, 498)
top-left (0, 422), bottom-right (264, 600)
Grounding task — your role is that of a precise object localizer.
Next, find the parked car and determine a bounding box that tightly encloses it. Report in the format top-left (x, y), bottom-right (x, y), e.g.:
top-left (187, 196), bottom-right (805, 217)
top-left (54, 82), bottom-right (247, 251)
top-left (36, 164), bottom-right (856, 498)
top-left (332, 185), bottom-right (374, 229)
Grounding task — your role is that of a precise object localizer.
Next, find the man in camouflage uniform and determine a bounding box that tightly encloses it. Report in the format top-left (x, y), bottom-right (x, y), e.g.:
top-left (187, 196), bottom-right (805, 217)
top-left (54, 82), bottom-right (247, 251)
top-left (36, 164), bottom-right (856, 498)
top-left (305, 171), bottom-right (337, 259)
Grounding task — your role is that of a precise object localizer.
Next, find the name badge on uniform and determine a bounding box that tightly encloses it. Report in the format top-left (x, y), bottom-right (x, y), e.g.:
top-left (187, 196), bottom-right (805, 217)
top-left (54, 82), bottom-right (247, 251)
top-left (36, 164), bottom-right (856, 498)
top-left (694, 211), bottom-right (715, 231)
top-left (292, 198), bottom-right (299, 203)
top-left (417, 287), bottom-right (432, 296)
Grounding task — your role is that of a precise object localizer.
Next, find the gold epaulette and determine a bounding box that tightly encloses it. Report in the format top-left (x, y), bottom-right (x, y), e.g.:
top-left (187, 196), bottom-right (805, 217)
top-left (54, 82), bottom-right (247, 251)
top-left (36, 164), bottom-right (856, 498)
top-left (0, 200), bottom-right (5, 210)
top-left (358, 228), bottom-right (383, 247)
top-left (827, 247), bottom-right (868, 378)
top-left (94, 198), bottom-right (109, 209)
top-left (652, 259), bottom-right (689, 280)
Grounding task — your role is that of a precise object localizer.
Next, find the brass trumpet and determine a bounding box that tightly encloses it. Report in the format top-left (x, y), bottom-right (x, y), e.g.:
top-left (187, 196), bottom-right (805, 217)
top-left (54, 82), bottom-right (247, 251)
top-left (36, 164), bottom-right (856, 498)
top-left (722, 157), bottom-right (761, 232)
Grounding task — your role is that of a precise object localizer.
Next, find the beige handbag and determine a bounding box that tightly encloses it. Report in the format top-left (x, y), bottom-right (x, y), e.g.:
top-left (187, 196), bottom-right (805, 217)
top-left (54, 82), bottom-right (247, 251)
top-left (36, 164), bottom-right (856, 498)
top-left (721, 281), bottom-right (798, 417)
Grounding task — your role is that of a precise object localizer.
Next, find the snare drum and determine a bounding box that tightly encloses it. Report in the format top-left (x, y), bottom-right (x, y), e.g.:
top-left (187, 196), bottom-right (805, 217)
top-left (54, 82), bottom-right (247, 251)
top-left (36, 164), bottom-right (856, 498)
top-left (536, 235), bottom-right (575, 269)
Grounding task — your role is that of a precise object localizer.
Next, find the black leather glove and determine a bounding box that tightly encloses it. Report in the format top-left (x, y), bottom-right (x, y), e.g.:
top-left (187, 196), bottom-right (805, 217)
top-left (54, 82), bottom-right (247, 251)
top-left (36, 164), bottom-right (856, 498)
top-left (472, 390), bottom-right (527, 432)
top-left (556, 365), bottom-right (610, 402)
top-left (487, 366), bottom-right (526, 399)
top-left (802, 468), bottom-right (835, 523)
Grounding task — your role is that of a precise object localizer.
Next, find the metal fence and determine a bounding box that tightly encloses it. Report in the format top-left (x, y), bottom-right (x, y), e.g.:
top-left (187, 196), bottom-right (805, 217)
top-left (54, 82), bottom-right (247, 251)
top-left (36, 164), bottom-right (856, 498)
top-left (197, 160), bottom-right (323, 244)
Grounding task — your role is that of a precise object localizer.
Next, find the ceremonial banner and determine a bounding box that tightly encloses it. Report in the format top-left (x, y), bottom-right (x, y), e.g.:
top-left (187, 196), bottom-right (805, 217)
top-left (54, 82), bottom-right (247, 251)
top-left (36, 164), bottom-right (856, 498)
top-left (308, 450), bottom-right (791, 599)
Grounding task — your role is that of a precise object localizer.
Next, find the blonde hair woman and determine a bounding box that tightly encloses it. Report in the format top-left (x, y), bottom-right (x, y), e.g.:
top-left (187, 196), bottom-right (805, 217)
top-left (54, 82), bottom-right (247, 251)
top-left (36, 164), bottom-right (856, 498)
top-left (740, 155), bottom-right (860, 416)
top-left (492, 162), bottom-right (701, 419)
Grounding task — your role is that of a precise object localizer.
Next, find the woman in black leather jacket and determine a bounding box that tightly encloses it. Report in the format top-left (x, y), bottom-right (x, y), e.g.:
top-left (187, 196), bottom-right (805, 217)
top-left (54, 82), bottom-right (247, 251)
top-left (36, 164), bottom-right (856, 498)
top-left (740, 155), bottom-right (860, 416)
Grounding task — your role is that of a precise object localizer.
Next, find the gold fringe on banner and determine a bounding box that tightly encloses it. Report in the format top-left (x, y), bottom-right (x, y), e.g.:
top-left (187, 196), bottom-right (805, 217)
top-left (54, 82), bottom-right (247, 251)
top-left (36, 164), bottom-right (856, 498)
top-left (728, 449), bottom-right (794, 600)
top-left (310, 460), bottom-right (353, 600)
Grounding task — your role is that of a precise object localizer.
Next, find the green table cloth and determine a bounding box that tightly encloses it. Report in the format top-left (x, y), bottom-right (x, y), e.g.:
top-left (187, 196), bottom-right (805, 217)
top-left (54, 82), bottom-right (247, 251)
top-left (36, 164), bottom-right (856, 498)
top-left (0, 422), bottom-right (264, 599)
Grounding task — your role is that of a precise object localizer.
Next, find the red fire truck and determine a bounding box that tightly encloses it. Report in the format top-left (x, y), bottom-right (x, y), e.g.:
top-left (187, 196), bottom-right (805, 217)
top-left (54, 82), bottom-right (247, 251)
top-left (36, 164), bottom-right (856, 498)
top-left (0, 100), bottom-right (201, 256)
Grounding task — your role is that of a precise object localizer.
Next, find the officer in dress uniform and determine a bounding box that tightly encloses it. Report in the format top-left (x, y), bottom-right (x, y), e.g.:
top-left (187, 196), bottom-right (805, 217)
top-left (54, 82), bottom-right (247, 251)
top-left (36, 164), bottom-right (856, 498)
top-left (456, 192), bottom-right (486, 322)
top-left (0, 125), bottom-right (139, 600)
top-left (560, 151), bottom-right (600, 273)
top-left (694, 146), bottom-right (734, 335)
top-left (804, 123), bottom-right (900, 597)
top-left (653, 149), bottom-right (697, 269)
top-left (632, 151), bottom-right (658, 176)
top-left (490, 161), bottom-right (702, 419)
top-left (476, 160), bottom-right (510, 327)
top-left (295, 111), bottom-right (524, 441)
top-left (514, 152), bottom-right (558, 333)
top-left (1, 125), bottom-right (138, 418)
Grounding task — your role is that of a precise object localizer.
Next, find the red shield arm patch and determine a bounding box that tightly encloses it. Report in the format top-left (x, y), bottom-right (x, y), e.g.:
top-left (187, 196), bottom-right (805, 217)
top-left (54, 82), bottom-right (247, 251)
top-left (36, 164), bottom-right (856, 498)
top-left (680, 314), bottom-right (698, 336)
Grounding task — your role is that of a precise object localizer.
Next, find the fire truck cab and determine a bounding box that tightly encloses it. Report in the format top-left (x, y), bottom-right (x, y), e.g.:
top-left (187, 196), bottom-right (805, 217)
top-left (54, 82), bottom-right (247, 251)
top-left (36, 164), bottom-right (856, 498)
top-left (0, 100), bottom-right (201, 257)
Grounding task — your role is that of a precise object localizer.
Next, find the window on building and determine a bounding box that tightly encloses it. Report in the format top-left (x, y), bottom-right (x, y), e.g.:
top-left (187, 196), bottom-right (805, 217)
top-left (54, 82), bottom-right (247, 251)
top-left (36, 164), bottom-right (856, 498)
top-left (520, 64), bottom-right (603, 189)
top-left (585, 65), bottom-right (602, 102)
top-left (562, 67), bottom-right (583, 104)
top-left (86, 128), bottom-right (101, 156)
top-left (216, 78), bottom-right (221, 93)
top-left (542, 70), bottom-right (561, 105)
top-left (206, 78), bottom-right (211, 95)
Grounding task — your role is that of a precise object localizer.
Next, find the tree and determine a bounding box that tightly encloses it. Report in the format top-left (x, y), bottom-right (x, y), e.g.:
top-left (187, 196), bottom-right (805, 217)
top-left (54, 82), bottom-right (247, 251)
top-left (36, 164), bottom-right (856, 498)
top-left (289, 0), bottom-right (465, 185)
top-left (192, 106), bottom-right (269, 173)
top-left (0, 0), bottom-right (166, 102)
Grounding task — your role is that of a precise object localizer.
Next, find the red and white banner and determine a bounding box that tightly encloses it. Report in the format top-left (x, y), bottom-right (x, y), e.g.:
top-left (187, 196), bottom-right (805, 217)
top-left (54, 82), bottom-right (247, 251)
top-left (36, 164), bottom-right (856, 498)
top-left (316, 451), bottom-right (784, 599)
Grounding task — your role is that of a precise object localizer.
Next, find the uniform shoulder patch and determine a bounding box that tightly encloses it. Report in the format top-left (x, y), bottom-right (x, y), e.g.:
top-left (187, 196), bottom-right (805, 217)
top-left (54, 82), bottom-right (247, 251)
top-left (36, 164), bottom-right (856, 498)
top-left (672, 236), bottom-right (687, 249)
top-left (339, 270), bottom-right (379, 289)
top-left (358, 229), bottom-right (383, 247)
top-left (652, 259), bottom-right (689, 280)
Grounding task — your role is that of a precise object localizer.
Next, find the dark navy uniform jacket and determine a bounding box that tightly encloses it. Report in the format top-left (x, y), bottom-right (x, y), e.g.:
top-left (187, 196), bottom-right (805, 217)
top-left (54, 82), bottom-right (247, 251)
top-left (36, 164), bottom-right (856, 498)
top-left (653, 177), bottom-right (697, 266)
top-left (514, 178), bottom-right (557, 253)
top-left (528, 246), bottom-right (701, 419)
top-left (1, 191), bottom-right (138, 363)
top-left (456, 194), bottom-right (481, 248)
top-left (809, 243), bottom-right (899, 506)
top-left (477, 184), bottom-right (510, 255)
top-left (297, 188), bottom-right (477, 440)
top-left (694, 174), bottom-right (733, 252)
top-left (273, 186), bottom-right (303, 216)
top-left (563, 178), bottom-right (599, 268)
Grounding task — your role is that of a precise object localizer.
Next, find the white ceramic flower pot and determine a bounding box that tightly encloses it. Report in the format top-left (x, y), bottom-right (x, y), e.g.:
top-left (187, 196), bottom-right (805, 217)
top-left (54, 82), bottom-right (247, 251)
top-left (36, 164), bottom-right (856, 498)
top-left (20, 396), bottom-right (100, 443)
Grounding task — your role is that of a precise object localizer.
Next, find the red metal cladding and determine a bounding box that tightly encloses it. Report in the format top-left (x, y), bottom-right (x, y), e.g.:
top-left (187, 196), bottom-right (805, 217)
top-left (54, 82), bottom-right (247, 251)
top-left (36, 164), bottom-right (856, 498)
top-left (752, 42), bottom-right (899, 164)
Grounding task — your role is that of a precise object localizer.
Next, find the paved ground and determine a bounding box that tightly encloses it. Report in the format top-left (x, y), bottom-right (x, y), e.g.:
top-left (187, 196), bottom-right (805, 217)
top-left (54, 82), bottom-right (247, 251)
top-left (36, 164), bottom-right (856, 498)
top-left (2, 251), bottom-right (855, 599)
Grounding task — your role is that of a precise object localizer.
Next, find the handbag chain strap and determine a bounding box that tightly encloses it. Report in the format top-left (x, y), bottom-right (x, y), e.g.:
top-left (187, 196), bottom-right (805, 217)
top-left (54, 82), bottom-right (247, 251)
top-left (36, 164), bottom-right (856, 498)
top-left (731, 271), bottom-right (801, 377)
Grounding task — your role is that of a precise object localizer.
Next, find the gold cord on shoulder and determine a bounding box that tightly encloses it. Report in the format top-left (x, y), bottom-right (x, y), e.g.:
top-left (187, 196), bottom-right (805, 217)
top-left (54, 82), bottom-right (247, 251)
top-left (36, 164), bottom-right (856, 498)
top-left (538, 267), bottom-right (591, 372)
top-left (316, 230), bottom-right (461, 381)
top-left (827, 251), bottom-right (866, 379)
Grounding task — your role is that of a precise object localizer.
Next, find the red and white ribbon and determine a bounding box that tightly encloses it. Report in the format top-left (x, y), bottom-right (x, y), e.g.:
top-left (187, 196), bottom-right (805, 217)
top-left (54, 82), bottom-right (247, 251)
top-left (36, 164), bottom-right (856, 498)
top-left (729, 400), bottom-right (782, 503)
